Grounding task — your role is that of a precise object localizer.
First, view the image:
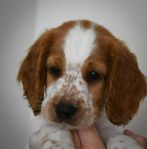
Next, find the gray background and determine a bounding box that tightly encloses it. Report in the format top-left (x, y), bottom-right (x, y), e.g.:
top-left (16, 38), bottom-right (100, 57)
top-left (0, 0), bottom-right (147, 149)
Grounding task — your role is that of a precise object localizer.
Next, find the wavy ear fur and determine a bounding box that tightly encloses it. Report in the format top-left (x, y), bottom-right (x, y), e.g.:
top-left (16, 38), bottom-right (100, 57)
top-left (102, 37), bottom-right (147, 125)
top-left (17, 30), bottom-right (52, 115)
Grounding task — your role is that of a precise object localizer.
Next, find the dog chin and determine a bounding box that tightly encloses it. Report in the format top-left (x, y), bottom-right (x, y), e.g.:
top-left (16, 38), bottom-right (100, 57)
top-left (50, 122), bottom-right (93, 130)
top-left (47, 117), bottom-right (96, 130)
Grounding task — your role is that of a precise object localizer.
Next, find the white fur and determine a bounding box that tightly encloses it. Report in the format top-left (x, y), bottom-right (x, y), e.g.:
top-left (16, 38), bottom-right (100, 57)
top-left (42, 78), bottom-right (65, 107)
top-left (96, 108), bottom-right (122, 142)
top-left (64, 23), bottom-right (96, 64)
top-left (107, 135), bottom-right (143, 149)
top-left (29, 110), bottom-right (143, 149)
top-left (29, 116), bottom-right (75, 149)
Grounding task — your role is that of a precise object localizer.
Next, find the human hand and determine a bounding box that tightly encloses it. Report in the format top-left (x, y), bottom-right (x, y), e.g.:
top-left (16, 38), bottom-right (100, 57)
top-left (72, 126), bottom-right (105, 149)
top-left (124, 129), bottom-right (147, 149)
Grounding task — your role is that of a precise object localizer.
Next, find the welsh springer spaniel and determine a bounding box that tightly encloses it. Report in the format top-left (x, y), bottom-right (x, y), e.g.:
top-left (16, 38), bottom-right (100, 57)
top-left (17, 20), bottom-right (146, 149)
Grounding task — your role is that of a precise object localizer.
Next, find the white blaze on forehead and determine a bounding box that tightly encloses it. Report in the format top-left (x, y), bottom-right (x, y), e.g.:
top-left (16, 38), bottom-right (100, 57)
top-left (64, 23), bottom-right (96, 64)
top-left (42, 23), bottom-right (96, 110)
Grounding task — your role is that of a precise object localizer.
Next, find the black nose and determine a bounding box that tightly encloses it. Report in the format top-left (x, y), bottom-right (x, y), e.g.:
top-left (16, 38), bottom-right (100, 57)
top-left (55, 103), bottom-right (77, 121)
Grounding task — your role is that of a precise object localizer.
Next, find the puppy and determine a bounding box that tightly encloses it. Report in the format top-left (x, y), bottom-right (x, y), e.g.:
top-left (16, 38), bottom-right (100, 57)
top-left (17, 20), bottom-right (146, 149)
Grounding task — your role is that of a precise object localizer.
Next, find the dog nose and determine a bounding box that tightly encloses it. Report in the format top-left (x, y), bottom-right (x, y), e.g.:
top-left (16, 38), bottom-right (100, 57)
top-left (55, 103), bottom-right (77, 121)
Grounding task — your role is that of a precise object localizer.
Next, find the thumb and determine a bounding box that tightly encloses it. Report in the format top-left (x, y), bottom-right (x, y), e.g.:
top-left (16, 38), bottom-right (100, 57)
top-left (78, 127), bottom-right (105, 148)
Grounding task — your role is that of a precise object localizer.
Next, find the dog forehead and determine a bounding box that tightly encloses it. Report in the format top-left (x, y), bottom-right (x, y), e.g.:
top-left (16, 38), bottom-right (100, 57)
top-left (63, 22), bottom-right (96, 65)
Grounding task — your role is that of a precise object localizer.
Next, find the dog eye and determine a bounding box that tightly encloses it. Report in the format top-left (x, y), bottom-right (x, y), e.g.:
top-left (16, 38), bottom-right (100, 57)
top-left (48, 66), bottom-right (61, 77)
top-left (86, 71), bottom-right (101, 82)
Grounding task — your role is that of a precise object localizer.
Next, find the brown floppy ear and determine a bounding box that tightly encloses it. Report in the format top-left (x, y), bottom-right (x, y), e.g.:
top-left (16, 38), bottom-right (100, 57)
top-left (17, 30), bottom-right (52, 115)
top-left (103, 37), bottom-right (147, 125)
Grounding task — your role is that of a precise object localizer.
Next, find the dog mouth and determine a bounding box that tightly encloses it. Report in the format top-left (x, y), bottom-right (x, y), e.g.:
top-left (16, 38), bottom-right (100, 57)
top-left (54, 112), bottom-right (96, 130)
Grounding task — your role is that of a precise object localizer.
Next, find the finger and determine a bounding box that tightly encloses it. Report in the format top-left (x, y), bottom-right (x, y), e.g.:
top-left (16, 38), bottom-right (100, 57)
top-left (78, 127), bottom-right (105, 148)
top-left (124, 129), bottom-right (147, 148)
top-left (72, 130), bottom-right (82, 149)
top-left (123, 129), bottom-right (140, 140)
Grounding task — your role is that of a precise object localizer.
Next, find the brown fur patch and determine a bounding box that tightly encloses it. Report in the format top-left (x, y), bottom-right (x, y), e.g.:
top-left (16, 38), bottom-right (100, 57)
top-left (17, 21), bottom-right (76, 115)
top-left (81, 52), bottom-right (107, 117)
top-left (80, 20), bottom-right (93, 29)
top-left (97, 35), bottom-right (146, 125)
top-left (17, 30), bottom-right (53, 114)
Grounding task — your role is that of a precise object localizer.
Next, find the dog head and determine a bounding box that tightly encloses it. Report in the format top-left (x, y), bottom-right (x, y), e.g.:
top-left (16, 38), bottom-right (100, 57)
top-left (17, 20), bottom-right (146, 128)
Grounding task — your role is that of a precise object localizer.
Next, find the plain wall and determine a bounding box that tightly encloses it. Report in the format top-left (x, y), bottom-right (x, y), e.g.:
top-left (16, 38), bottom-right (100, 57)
top-left (0, 0), bottom-right (147, 149)
top-left (0, 0), bottom-right (37, 148)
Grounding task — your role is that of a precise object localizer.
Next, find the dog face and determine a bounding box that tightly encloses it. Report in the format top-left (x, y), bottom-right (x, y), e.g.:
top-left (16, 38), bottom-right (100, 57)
top-left (17, 20), bottom-right (146, 129)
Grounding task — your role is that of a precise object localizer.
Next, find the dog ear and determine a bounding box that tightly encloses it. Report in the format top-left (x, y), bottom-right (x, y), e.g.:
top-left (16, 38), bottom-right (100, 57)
top-left (102, 37), bottom-right (147, 125)
top-left (17, 30), bottom-right (53, 115)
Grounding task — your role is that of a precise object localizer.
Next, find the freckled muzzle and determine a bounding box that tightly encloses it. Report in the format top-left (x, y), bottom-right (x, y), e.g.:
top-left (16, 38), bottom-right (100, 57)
top-left (42, 64), bottom-right (96, 128)
top-left (42, 94), bottom-right (96, 129)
